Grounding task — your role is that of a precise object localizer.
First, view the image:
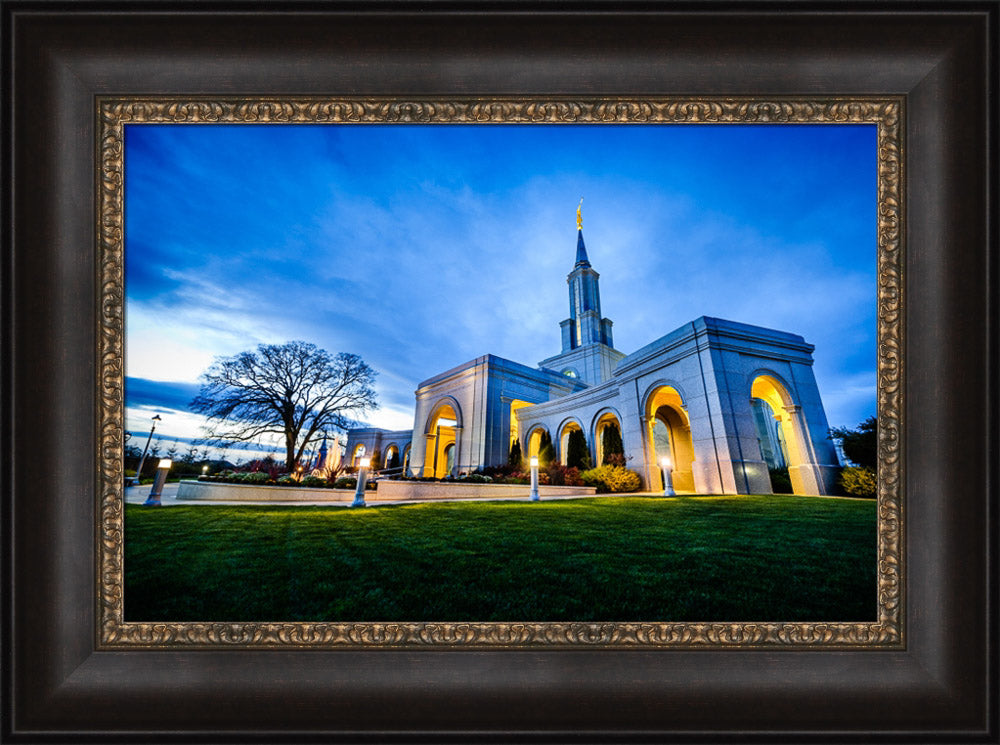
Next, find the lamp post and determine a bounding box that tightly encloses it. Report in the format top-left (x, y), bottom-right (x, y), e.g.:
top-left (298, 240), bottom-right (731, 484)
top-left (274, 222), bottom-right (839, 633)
top-left (201, 464), bottom-right (209, 477)
top-left (144, 458), bottom-right (172, 506)
top-left (529, 456), bottom-right (540, 501)
top-left (132, 414), bottom-right (162, 486)
top-left (352, 456), bottom-right (370, 508)
top-left (660, 456), bottom-right (675, 497)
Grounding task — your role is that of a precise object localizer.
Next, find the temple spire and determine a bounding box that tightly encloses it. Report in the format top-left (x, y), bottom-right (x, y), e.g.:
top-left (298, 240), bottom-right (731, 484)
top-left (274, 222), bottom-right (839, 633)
top-left (574, 198), bottom-right (590, 268)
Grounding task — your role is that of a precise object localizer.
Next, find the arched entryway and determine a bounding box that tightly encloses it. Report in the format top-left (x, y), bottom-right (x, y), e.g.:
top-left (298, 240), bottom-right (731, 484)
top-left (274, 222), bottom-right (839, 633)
top-left (524, 424), bottom-right (551, 464)
top-left (508, 399), bottom-right (532, 458)
top-left (557, 418), bottom-right (586, 467)
top-left (401, 444), bottom-right (411, 475)
top-left (750, 374), bottom-right (810, 494)
top-left (644, 385), bottom-right (696, 492)
top-left (424, 399), bottom-right (461, 478)
top-left (384, 444), bottom-right (400, 470)
top-left (592, 409), bottom-right (625, 466)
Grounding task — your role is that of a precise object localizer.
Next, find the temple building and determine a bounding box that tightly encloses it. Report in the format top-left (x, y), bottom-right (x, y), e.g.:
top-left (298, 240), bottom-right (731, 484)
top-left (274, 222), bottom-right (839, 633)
top-left (345, 205), bottom-right (841, 495)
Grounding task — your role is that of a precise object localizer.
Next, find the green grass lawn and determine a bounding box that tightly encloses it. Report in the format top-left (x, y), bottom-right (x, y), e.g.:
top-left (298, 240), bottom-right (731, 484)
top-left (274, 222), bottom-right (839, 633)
top-left (123, 495), bottom-right (877, 623)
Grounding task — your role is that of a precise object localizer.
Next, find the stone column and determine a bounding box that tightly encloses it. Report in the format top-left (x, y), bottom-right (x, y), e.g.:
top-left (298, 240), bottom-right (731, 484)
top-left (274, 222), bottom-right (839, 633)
top-left (452, 426), bottom-right (463, 476)
top-left (425, 431), bottom-right (438, 478)
top-left (782, 404), bottom-right (825, 495)
top-left (639, 414), bottom-right (657, 492)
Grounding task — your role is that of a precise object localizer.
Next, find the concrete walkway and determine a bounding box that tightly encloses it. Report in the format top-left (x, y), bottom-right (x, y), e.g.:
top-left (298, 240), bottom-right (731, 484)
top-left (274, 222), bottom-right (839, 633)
top-left (124, 483), bottom-right (676, 507)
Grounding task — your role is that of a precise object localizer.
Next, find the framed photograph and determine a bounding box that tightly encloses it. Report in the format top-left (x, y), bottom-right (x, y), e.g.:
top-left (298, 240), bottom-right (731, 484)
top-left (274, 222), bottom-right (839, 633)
top-left (4, 3), bottom-right (996, 741)
top-left (107, 100), bottom-right (896, 644)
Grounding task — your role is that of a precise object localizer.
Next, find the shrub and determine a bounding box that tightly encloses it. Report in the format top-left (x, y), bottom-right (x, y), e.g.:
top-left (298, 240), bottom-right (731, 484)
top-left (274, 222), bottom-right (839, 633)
top-left (238, 457), bottom-right (282, 480)
top-left (458, 473), bottom-right (493, 483)
top-left (243, 471), bottom-right (271, 484)
top-left (839, 466), bottom-right (876, 498)
top-left (768, 467), bottom-right (793, 494)
top-left (497, 470), bottom-right (530, 485)
top-left (600, 423), bottom-right (625, 465)
top-left (544, 464), bottom-right (583, 487)
top-left (507, 440), bottom-right (522, 469)
top-left (581, 465), bottom-right (642, 493)
top-left (277, 475), bottom-right (298, 485)
top-left (602, 452), bottom-right (628, 468)
top-left (300, 475), bottom-right (327, 488)
top-left (536, 430), bottom-right (556, 468)
top-left (334, 476), bottom-right (357, 489)
top-left (565, 429), bottom-right (590, 470)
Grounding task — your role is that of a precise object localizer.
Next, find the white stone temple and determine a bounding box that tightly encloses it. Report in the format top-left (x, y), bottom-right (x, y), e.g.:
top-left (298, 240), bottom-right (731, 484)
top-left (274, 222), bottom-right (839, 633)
top-left (345, 205), bottom-right (841, 495)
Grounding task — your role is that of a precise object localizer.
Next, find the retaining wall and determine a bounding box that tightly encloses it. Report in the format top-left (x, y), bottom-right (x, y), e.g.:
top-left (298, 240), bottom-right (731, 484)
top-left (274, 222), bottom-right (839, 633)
top-left (176, 479), bottom-right (596, 503)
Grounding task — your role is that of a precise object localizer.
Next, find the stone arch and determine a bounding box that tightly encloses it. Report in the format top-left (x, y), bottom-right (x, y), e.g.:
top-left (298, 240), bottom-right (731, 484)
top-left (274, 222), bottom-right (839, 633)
top-left (643, 384), bottom-right (696, 493)
top-left (401, 444), bottom-right (412, 475)
top-left (590, 406), bottom-right (625, 467)
top-left (423, 395), bottom-right (464, 433)
top-left (423, 397), bottom-right (463, 478)
top-left (556, 416), bottom-right (586, 466)
top-left (748, 372), bottom-right (814, 493)
top-left (523, 422), bottom-right (552, 462)
top-left (350, 443), bottom-right (367, 468)
top-left (640, 378), bottom-right (691, 414)
top-left (383, 443), bottom-right (400, 469)
top-left (746, 368), bottom-right (797, 408)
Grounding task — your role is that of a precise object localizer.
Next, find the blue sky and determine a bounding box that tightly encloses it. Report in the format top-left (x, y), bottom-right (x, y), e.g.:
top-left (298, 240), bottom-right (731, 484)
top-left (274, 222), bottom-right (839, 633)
top-left (124, 123), bottom-right (877, 457)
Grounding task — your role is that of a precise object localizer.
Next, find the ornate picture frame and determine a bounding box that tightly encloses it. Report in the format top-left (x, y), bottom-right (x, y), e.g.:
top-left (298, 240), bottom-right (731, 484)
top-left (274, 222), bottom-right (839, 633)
top-left (100, 96), bottom-right (902, 649)
top-left (5, 4), bottom-right (995, 741)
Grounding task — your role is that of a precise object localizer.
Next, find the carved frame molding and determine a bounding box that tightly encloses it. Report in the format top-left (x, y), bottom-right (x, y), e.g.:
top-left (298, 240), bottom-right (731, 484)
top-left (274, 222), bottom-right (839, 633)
top-left (97, 97), bottom-right (902, 648)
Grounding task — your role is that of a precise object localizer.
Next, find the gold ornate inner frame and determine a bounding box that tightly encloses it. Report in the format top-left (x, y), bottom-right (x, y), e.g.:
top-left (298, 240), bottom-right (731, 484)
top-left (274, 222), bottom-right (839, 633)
top-left (97, 97), bottom-right (903, 648)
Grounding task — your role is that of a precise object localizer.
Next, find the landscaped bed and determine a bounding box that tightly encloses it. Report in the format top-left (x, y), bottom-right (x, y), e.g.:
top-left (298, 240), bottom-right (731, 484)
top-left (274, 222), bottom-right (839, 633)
top-left (124, 495), bottom-right (877, 623)
top-left (177, 479), bottom-right (597, 502)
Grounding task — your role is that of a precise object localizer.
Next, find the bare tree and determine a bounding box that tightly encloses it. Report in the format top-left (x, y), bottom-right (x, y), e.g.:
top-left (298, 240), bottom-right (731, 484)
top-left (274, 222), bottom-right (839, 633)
top-left (190, 341), bottom-right (377, 472)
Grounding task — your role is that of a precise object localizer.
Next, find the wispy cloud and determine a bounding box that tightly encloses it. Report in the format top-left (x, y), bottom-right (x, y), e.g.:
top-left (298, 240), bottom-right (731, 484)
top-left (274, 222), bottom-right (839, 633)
top-left (125, 123), bottom-right (878, 441)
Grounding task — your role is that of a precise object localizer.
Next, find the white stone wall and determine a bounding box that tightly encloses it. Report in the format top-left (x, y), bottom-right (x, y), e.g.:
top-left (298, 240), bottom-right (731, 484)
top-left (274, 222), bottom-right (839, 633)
top-left (343, 428), bottom-right (412, 470)
top-left (350, 317), bottom-right (841, 496)
top-left (519, 317), bottom-right (841, 495)
top-left (408, 355), bottom-right (585, 476)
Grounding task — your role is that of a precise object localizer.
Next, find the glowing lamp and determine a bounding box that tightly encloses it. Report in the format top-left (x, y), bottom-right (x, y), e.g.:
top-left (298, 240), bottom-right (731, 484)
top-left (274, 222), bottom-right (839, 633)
top-left (528, 456), bottom-right (540, 501)
top-left (660, 455), bottom-right (675, 497)
top-left (352, 456), bottom-right (371, 508)
top-left (201, 465), bottom-right (208, 474)
top-left (144, 458), bottom-right (172, 506)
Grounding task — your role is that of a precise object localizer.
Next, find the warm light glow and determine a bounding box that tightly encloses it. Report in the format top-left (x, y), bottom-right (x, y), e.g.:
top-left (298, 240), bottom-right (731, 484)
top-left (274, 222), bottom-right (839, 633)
top-left (425, 402), bottom-right (459, 478)
top-left (201, 465), bottom-right (208, 473)
top-left (660, 456), bottom-right (671, 469)
top-left (530, 456), bottom-right (539, 468)
top-left (157, 458), bottom-right (172, 469)
top-left (359, 456), bottom-right (371, 468)
top-left (509, 399), bottom-right (531, 445)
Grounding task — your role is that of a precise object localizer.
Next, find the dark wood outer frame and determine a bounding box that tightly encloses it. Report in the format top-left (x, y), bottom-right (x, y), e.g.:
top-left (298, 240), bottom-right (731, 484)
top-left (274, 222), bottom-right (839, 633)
top-left (95, 95), bottom-right (903, 650)
top-left (3, 3), bottom-right (995, 742)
